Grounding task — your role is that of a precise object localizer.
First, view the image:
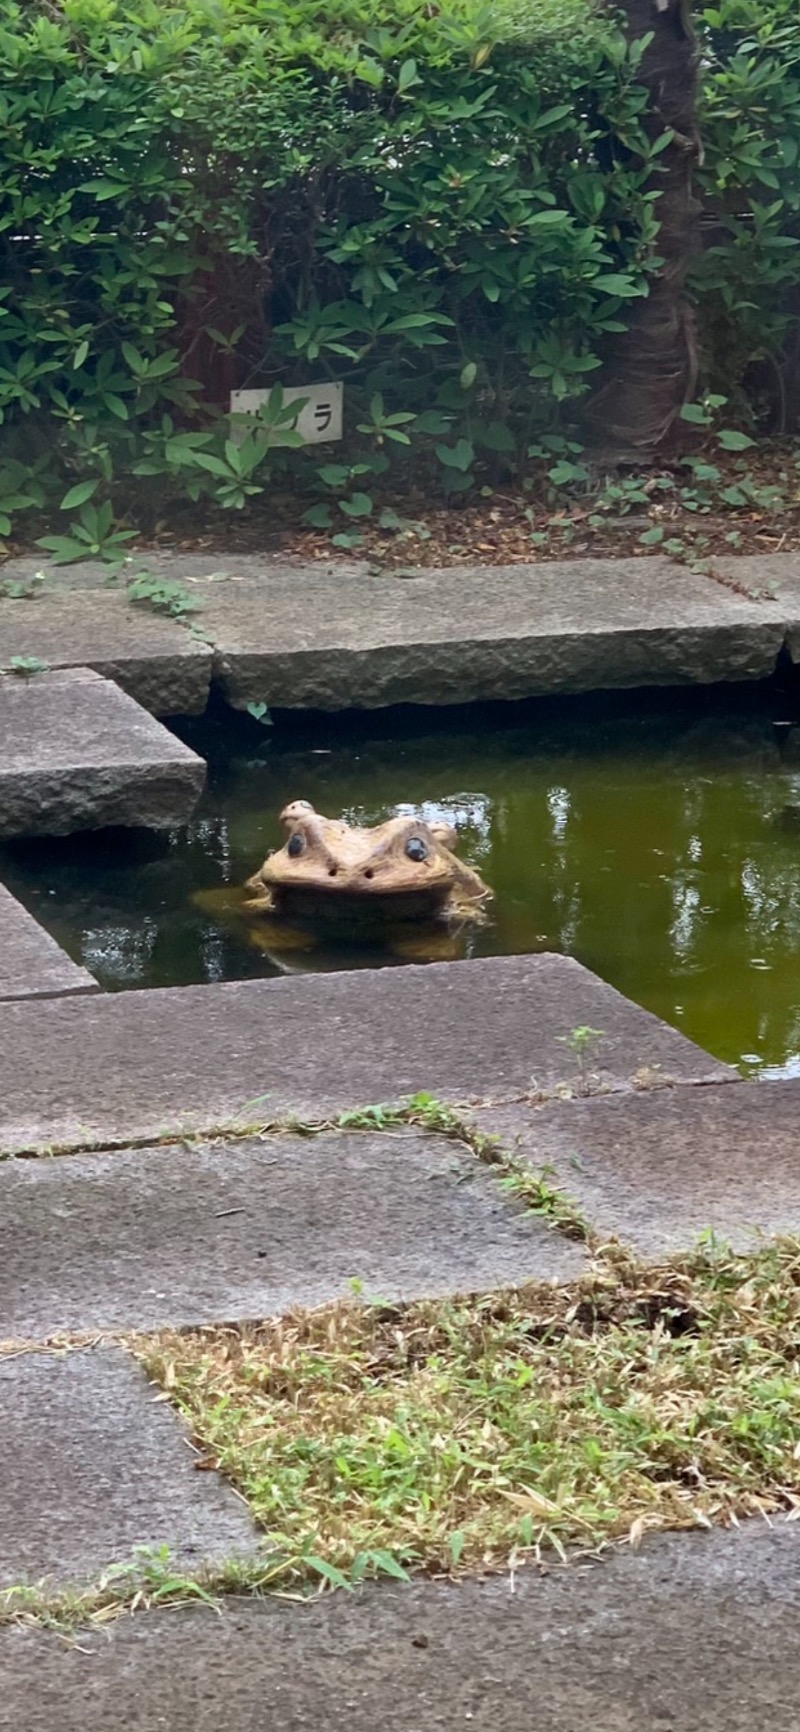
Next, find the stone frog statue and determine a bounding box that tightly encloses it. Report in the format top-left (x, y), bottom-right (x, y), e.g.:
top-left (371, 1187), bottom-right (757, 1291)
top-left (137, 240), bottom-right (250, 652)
top-left (243, 800), bottom-right (492, 928)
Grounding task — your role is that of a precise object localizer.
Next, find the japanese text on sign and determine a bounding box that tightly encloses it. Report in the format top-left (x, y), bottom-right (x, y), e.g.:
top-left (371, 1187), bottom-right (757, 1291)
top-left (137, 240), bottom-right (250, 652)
top-left (230, 383), bottom-right (343, 445)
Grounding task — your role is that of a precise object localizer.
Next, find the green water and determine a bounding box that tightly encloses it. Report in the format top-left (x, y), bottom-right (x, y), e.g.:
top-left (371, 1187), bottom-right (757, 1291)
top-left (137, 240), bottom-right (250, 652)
top-left (4, 693), bottom-right (800, 1077)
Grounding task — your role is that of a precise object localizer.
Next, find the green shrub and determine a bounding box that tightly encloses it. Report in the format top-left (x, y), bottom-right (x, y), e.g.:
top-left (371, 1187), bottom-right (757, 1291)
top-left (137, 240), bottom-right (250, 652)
top-left (3, 0), bottom-right (800, 548)
top-left (693, 1), bottom-right (800, 421)
top-left (0, 0), bottom-right (663, 541)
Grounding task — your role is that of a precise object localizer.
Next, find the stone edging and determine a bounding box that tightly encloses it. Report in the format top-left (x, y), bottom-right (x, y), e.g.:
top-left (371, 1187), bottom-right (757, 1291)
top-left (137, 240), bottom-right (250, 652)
top-left (2, 551), bottom-right (800, 714)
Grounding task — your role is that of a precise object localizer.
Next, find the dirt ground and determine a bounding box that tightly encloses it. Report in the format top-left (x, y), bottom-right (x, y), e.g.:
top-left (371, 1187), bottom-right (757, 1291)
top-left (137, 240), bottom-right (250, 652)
top-left (5, 442), bottom-right (800, 574)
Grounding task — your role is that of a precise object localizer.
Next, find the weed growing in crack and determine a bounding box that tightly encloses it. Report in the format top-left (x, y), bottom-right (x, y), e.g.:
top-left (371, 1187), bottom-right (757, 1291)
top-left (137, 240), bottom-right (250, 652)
top-left (556, 1026), bottom-right (605, 1096)
top-left (125, 569), bottom-right (199, 620)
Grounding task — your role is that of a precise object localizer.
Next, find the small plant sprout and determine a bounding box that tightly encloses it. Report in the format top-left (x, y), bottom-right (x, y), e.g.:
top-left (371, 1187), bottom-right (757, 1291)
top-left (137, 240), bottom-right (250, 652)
top-left (246, 701), bottom-right (273, 726)
top-left (0, 570), bottom-right (45, 600)
top-left (126, 570), bottom-right (198, 619)
top-left (558, 1025), bottom-right (605, 1094)
top-left (7, 654), bottom-right (50, 678)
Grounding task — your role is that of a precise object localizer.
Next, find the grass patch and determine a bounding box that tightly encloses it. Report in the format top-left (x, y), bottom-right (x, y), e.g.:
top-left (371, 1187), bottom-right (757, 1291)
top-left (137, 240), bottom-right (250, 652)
top-left (136, 1239), bottom-right (800, 1592)
top-left (0, 1547), bottom-right (284, 1634)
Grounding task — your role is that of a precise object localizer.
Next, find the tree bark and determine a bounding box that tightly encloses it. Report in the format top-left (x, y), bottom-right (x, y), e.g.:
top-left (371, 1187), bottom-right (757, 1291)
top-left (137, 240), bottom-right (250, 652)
top-left (584, 0), bottom-right (701, 461)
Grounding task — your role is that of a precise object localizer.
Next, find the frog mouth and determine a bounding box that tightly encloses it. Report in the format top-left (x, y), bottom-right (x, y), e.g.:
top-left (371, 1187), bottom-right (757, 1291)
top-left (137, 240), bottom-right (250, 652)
top-left (267, 876), bottom-right (455, 923)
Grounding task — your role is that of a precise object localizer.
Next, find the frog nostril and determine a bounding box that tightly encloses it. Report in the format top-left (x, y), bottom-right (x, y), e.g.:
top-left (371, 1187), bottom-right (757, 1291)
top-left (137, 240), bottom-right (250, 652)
top-left (328, 866), bottom-right (338, 877)
top-left (364, 868), bottom-right (375, 880)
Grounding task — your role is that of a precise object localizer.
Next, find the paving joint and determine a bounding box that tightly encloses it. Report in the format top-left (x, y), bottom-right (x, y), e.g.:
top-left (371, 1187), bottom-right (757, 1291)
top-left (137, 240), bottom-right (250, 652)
top-left (0, 1068), bottom-right (743, 1164)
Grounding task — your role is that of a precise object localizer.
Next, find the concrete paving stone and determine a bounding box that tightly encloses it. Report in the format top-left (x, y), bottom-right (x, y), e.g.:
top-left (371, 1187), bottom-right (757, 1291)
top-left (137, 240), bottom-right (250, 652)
top-left (0, 666), bottom-right (206, 837)
top-left (0, 1347), bottom-right (259, 1590)
top-left (472, 1078), bottom-right (800, 1254)
top-left (0, 1130), bottom-right (584, 1337)
top-left (1, 1520), bottom-right (798, 1730)
top-left (0, 589), bottom-right (211, 714)
top-left (0, 954), bottom-right (733, 1156)
top-left (194, 557), bottom-right (788, 710)
top-left (0, 881), bottom-right (97, 1000)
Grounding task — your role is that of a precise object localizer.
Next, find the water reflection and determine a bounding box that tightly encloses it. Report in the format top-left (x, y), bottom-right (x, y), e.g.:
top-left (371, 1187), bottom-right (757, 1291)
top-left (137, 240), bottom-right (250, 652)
top-left (3, 704), bottom-right (800, 1076)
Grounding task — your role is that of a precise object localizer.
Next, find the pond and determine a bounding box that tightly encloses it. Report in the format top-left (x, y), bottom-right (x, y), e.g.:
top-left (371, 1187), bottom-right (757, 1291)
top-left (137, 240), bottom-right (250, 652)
top-left (3, 689), bottom-right (800, 1080)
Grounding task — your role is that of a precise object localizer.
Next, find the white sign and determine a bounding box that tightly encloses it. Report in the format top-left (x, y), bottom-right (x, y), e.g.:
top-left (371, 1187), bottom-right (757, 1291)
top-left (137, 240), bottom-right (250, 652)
top-left (230, 382), bottom-right (343, 444)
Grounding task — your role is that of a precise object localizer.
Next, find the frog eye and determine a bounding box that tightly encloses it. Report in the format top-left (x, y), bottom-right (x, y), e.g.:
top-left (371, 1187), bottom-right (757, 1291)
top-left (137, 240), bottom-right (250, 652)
top-left (287, 833), bottom-right (304, 858)
top-left (405, 837), bottom-right (428, 862)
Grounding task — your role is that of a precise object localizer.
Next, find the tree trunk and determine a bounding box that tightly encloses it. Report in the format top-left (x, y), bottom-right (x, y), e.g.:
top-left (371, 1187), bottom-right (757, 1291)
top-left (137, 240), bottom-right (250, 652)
top-left (584, 0), bottom-right (701, 461)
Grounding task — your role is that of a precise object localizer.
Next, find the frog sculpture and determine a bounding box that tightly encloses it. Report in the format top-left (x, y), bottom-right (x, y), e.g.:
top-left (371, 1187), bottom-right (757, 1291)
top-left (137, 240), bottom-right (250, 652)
top-left (192, 800), bottom-right (492, 968)
top-left (244, 800), bottom-right (491, 923)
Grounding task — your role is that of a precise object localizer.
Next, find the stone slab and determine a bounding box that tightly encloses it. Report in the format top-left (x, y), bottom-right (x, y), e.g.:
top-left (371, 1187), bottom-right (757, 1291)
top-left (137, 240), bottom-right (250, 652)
top-left (0, 552), bottom-right (369, 592)
top-left (1, 555), bottom-right (790, 713)
top-left (710, 552), bottom-right (800, 661)
top-left (0, 954), bottom-right (733, 1156)
top-left (710, 551), bottom-right (800, 603)
top-left (1, 1520), bottom-right (799, 1729)
top-left (473, 1078), bottom-right (800, 1254)
top-left (195, 558), bottom-right (788, 710)
top-left (0, 589), bottom-right (211, 714)
top-left (0, 667), bottom-right (206, 837)
top-left (0, 1130), bottom-right (583, 1337)
top-left (0, 882), bottom-right (97, 1000)
top-left (0, 1347), bottom-right (258, 1589)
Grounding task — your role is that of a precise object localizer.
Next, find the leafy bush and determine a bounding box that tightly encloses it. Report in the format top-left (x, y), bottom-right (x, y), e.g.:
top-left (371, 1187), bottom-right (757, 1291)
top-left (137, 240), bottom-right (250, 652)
top-left (2, 0), bottom-right (800, 550)
top-left (0, 0), bottom-right (664, 543)
top-left (693, 1), bottom-right (800, 424)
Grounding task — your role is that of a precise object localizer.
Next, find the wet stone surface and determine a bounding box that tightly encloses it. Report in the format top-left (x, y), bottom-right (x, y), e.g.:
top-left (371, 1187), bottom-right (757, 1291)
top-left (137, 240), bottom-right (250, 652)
top-left (0, 882), bottom-right (96, 1000)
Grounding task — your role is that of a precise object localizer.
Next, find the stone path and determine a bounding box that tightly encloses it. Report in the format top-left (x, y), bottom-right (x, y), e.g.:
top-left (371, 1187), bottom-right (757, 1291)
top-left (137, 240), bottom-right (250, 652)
top-left (198, 555), bottom-right (790, 711)
top-left (2, 551), bottom-right (798, 716)
top-left (0, 588), bottom-right (210, 715)
top-left (0, 952), bottom-right (797, 1723)
top-left (473, 1080), bottom-right (800, 1254)
top-left (2, 549), bottom-right (796, 844)
top-left (0, 1128), bottom-right (584, 1337)
top-left (0, 953), bottom-right (732, 1155)
top-left (0, 666), bottom-right (205, 839)
top-left (1, 1521), bottom-right (798, 1729)
top-left (0, 883), bottom-right (96, 1001)
top-left (0, 1348), bottom-right (259, 1589)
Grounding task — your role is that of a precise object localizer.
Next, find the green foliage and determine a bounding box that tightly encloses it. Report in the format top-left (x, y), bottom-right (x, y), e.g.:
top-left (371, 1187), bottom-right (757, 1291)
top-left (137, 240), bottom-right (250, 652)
top-left (0, 0), bottom-right (660, 536)
top-left (245, 700), bottom-right (273, 725)
top-left (694, 2), bottom-right (800, 420)
top-left (6, 654), bottom-right (49, 676)
top-left (126, 570), bottom-right (198, 619)
top-left (1, 0), bottom-right (799, 544)
top-left (0, 568), bottom-right (43, 598)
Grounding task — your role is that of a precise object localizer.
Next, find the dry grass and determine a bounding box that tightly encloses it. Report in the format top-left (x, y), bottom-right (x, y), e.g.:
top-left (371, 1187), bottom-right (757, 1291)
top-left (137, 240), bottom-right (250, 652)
top-left (137, 1238), bottom-right (800, 1591)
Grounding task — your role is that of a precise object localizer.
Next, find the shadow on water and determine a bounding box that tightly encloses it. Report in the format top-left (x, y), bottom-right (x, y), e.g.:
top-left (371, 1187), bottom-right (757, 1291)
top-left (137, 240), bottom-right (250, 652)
top-left (4, 680), bottom-right (800, 1078)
